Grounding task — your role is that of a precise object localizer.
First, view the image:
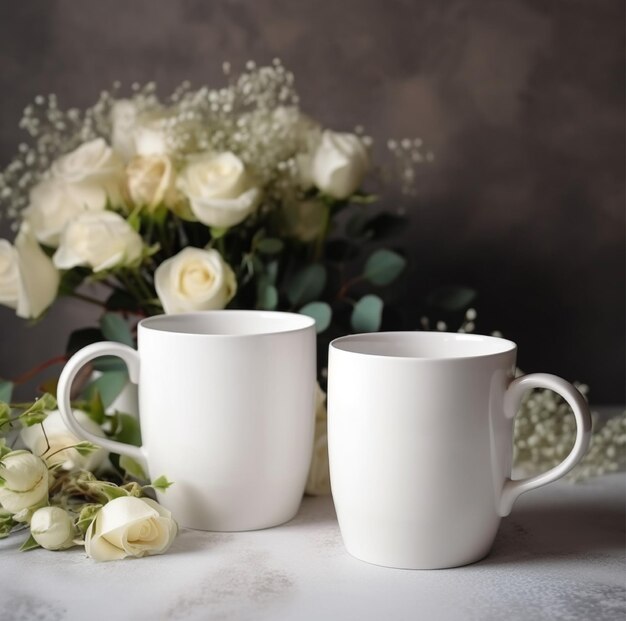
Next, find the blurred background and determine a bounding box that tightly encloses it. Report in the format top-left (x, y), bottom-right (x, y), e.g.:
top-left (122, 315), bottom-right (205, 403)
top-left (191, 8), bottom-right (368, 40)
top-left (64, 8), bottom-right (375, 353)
top-left (0, 0), bottom-right (623, 403)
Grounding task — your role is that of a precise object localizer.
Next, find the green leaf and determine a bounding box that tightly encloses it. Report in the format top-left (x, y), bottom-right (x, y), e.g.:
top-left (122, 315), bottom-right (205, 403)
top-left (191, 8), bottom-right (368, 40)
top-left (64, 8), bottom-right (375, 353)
top-left (83, 371), bottom-right (128, 408)
top-left (427, 286), bottom-right (477, 312)
top-left (19, 411), bottom-right (48, 427)
top-left (75, 503), bottom-right (102, 535)
top-left (0, 439), bottom-right (11, 460)
top-left (111, 413), bottom-right (142, 447)
top-left (256, 281), bottom-right (278, 310)
top-left (73, 441), bottom-right (100, 457)
top-left (257, 238), bottom-right (284, 254)
top-left (91, 356), bottom-right (126, 373)
top-left (100, 313), bottom-right (134, 347)
top-left (299, 302), bottom-right (332, 333)
top-left (364, 249), bottom-right (406, 286)
top-left (20, 534), bottom-right (41, 552)
top-left (0, 508), bottom-right (15, 538)
top-left (0, 403), bottom-right (10, 427)
top-left (210, 226), bottom-right (229, 239)
top-left (351, 295), bottom-right (384, 332)
top-left (119, 455), bottom-right (147, 480)
top-left (0, 381), bottom-right (13, 403)
top-left (287, 264), bottom-right (327, 307)
top-left (86, 390), bottom-right (105, 425)
top-left (152, 475), bottom-right (174, 493)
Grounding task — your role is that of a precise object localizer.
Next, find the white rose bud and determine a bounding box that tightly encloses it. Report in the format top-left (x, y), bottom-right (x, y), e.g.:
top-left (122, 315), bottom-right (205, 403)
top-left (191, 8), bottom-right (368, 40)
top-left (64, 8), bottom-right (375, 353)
top-left (0, 224), bottom-right (59, 319)
top-left (21, 410), bottom-right (108, 472)
top-left (126, 154), bottom-right (179, 211)
top-left (155, 247), bottom-right (236, 314)
top-left (53, 211), bottom-right (143, 272)
top-left (305, 384), bottom-right (331, 496)
top-left (177, 152), bottom-right (261, 228)
top-left (310, 130), bottom-right (369, 199)
top-left (85, 496), bottom-right (177, 561)
top-left (51, 138), bottom-right (125, 208)
top-left (0, 450), bottom-right (49, 515)
top-left (30, 506), bottom-right (76, 550)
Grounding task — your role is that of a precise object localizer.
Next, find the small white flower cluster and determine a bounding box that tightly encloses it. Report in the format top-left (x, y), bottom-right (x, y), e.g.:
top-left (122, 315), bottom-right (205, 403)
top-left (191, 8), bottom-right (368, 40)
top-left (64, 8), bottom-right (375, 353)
top-left (514, 385), bottom-right (626, 481)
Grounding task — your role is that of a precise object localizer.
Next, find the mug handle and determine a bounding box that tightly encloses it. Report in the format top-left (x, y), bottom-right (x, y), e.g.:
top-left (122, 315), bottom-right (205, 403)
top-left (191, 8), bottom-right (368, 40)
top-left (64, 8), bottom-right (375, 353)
top-left (498, 373), bottom-right (592, 516)
top-left (57, 341), bottom-right (147, 465)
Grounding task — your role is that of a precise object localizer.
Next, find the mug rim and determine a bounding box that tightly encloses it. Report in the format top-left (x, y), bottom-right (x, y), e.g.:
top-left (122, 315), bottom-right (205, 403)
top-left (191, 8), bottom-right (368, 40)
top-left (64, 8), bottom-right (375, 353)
top-left (138, 310), bottom-right (316, 337)
top-left (330, 331), bottom-right (517, 361)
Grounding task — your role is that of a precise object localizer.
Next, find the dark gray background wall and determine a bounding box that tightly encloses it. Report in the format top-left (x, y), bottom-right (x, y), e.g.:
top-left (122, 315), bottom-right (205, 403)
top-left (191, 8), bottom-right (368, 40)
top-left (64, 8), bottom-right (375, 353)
top-left (0, 0), bottom-right (623, 402)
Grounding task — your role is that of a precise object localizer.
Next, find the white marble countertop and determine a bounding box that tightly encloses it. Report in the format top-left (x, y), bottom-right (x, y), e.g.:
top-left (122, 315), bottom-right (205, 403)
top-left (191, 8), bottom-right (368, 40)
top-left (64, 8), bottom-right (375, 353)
top-left (1, 473), bottom-right (624, 621)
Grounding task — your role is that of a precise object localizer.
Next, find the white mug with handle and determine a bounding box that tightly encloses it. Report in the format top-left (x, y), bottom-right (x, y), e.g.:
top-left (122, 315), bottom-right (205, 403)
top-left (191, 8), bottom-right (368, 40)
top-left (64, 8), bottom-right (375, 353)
top-left (328, 331), bottom-right (592, 569)
top-left (57, 310), bottom-right (317, 531)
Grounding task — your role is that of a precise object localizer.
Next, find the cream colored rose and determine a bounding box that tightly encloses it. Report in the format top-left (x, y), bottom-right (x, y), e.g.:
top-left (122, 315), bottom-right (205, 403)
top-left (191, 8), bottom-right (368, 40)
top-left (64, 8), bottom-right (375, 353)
top-left (177, 152), bottom-right (261, 228)
top-left (21, 410), bottom-right (108, 472)
top-left (85, 496), bottom-right (177, 561)
top-left (25, 178), bottom-right (103, 247)
top-left (0, 450), bottom-right (49, 515)
top-left (305, 384), bottom-right (331, 495)
top-left (51, 138), bottom-right (125, 208)
top-left (30, 506), bottom-right (76, 550)
top-left (0, 224), bottom-right (59, 319)
top-left (155, 247), bottom-right (236, 314)
top-left (133, 111), bottom-right (170, 156)
top-left (310, 130), bottom-right (369, 199)
top-left (281, 200), bottom-right (327, 242)
top-left (53, 211), bottom-right (143, 272)
top-left (126, 154), bottom-right (179, 211)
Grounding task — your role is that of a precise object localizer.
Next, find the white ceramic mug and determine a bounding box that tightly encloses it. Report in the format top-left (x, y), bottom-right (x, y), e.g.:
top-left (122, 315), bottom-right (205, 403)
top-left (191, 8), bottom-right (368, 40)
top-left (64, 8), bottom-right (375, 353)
top-left (328, 332), bottom-right (592, 569)
top-left (57, 310), bottom-right (317, 531)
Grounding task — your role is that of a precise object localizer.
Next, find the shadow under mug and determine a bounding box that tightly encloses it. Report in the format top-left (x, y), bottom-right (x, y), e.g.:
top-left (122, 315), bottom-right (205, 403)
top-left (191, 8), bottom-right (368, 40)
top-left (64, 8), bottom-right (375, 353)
top-left (57, 310), bottom-right (317, 531)
top-left (327, 332), bottom-right (592, 569)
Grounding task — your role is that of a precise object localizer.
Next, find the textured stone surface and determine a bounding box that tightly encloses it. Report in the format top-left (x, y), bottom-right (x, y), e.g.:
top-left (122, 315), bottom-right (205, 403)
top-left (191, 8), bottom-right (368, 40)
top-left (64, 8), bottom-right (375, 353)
top-left (1, 475), bottom-right (624, 620)
top-left (0, 0), bottom-right (623, 400)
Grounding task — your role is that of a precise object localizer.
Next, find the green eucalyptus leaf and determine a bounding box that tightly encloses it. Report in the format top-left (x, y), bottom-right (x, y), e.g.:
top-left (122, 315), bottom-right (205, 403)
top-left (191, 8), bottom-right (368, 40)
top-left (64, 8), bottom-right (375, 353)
top-left (86, 390), bottom-right (105, 425)
top-left (287, 264), bottom-right (327, 307)
top-left (257, 238), bottom-right (284, 254)
top-left (91, 356), bottom-right (127, 373)
top-left (266, 260), bottom-right (279, 285)
top-left (151, 475), bottom-right (174, 492)
top-left (20, 534), bottom-right (41, 552)
top-left (119, 455), bottom-right (147, 480)
top-left (351, 295), bottom-right (384, 332)
top-left (364, 249), bottom-right (406, 286)
top-left (83, 371), bottom-right (128, 408)
top-left (111, 413), bottom-right (142, 447)
top-left (299, 302), bottom-right (332, 333)
top-left (256, 281), bottom-right (278, 310)
top-left (100, 313), bottom-right (134, 347)
top-left (427, 286), bottom-right (477, 312)
top-left (0, 381), bottom-right (13, 403)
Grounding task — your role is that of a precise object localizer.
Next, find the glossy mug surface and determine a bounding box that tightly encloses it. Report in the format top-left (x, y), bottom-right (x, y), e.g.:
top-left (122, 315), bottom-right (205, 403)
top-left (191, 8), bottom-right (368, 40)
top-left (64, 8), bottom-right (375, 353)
top-left (57, 310), bottom-right (317, 531)
top-left (328, 332), bottom-right (592, 569)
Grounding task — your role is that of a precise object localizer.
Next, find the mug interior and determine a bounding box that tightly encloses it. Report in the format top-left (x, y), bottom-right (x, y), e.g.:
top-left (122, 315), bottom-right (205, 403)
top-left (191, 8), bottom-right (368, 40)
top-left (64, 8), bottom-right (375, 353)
top-left (139, 310), bottom-right (315, 336)
top-left (331, 332), bottom-right (516, 360)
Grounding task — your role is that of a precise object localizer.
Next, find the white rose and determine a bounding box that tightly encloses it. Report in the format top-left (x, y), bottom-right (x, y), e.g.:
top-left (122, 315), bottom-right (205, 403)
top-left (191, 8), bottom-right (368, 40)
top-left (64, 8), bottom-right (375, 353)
top-left (85, 496), bottom-right (177, 561)
top-left (0, 450), bottom-right (49, 515)
top-left (126, 154), bottom-right (179, 211)
top-left (51, 138), bottom-right (125, 208)
top-left (305, 385), bottom-right (331, 496)
top-left (133, 111), bottom-right (171, 156)
top-left (111, 100), bottom-right (139, 161)
top-left (25, 178), bottom-right (105, 248)
top-left (310, 130), bottom-right (369, 199)
top-left (177, 152), bottom-right (261, 228)
top-left (155, 247), bottom-right (236, 314)
top-left (21, 410), bottom-right (108, 472)
top-left (30, 506), bottom-right (76, 551)
top-left (0, 224), bottom-right (59, 319)
top-left (281, 200), bottom-right (327, 242)
top-left (53, 211), bottom-right (143, 272)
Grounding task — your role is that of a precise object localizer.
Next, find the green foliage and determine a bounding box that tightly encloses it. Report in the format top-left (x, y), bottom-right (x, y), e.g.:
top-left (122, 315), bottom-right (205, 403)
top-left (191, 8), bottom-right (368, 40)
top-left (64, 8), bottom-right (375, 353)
top-left (0, 508), bottom-right (15, 538)
top-left (287, 264), bottom-right (327, 307)
top-left (100, 313), bottom-right (134, 347)
top-left (19, 393), bottom-right (56, 427)
top-left (83, 371), bottom-right (128, 409)
top-left (19, 534), bottom-right (40, 552)
top-left (256, 238), bottom-right (284, 254)
top-left (73, 441), bottom-right (101, 457)
top-left (151, 476), bottom-right (174, 493)
top-left (75, 503), bottom-right (103, 535)
top-left (351, 295), bottom-right (384, 332)
top-left (299, 301), bottom-right (332, 333)
top-left (364, 249), bottom-right (406, 286)
top-left (427, 286), bottom-right (477, 312)
top-left (119, 455), bottom-right (147, 480)
top-left (0, 381), bottom-right (13, 403)
top-left (110, 413), bottom-right (142, 447)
